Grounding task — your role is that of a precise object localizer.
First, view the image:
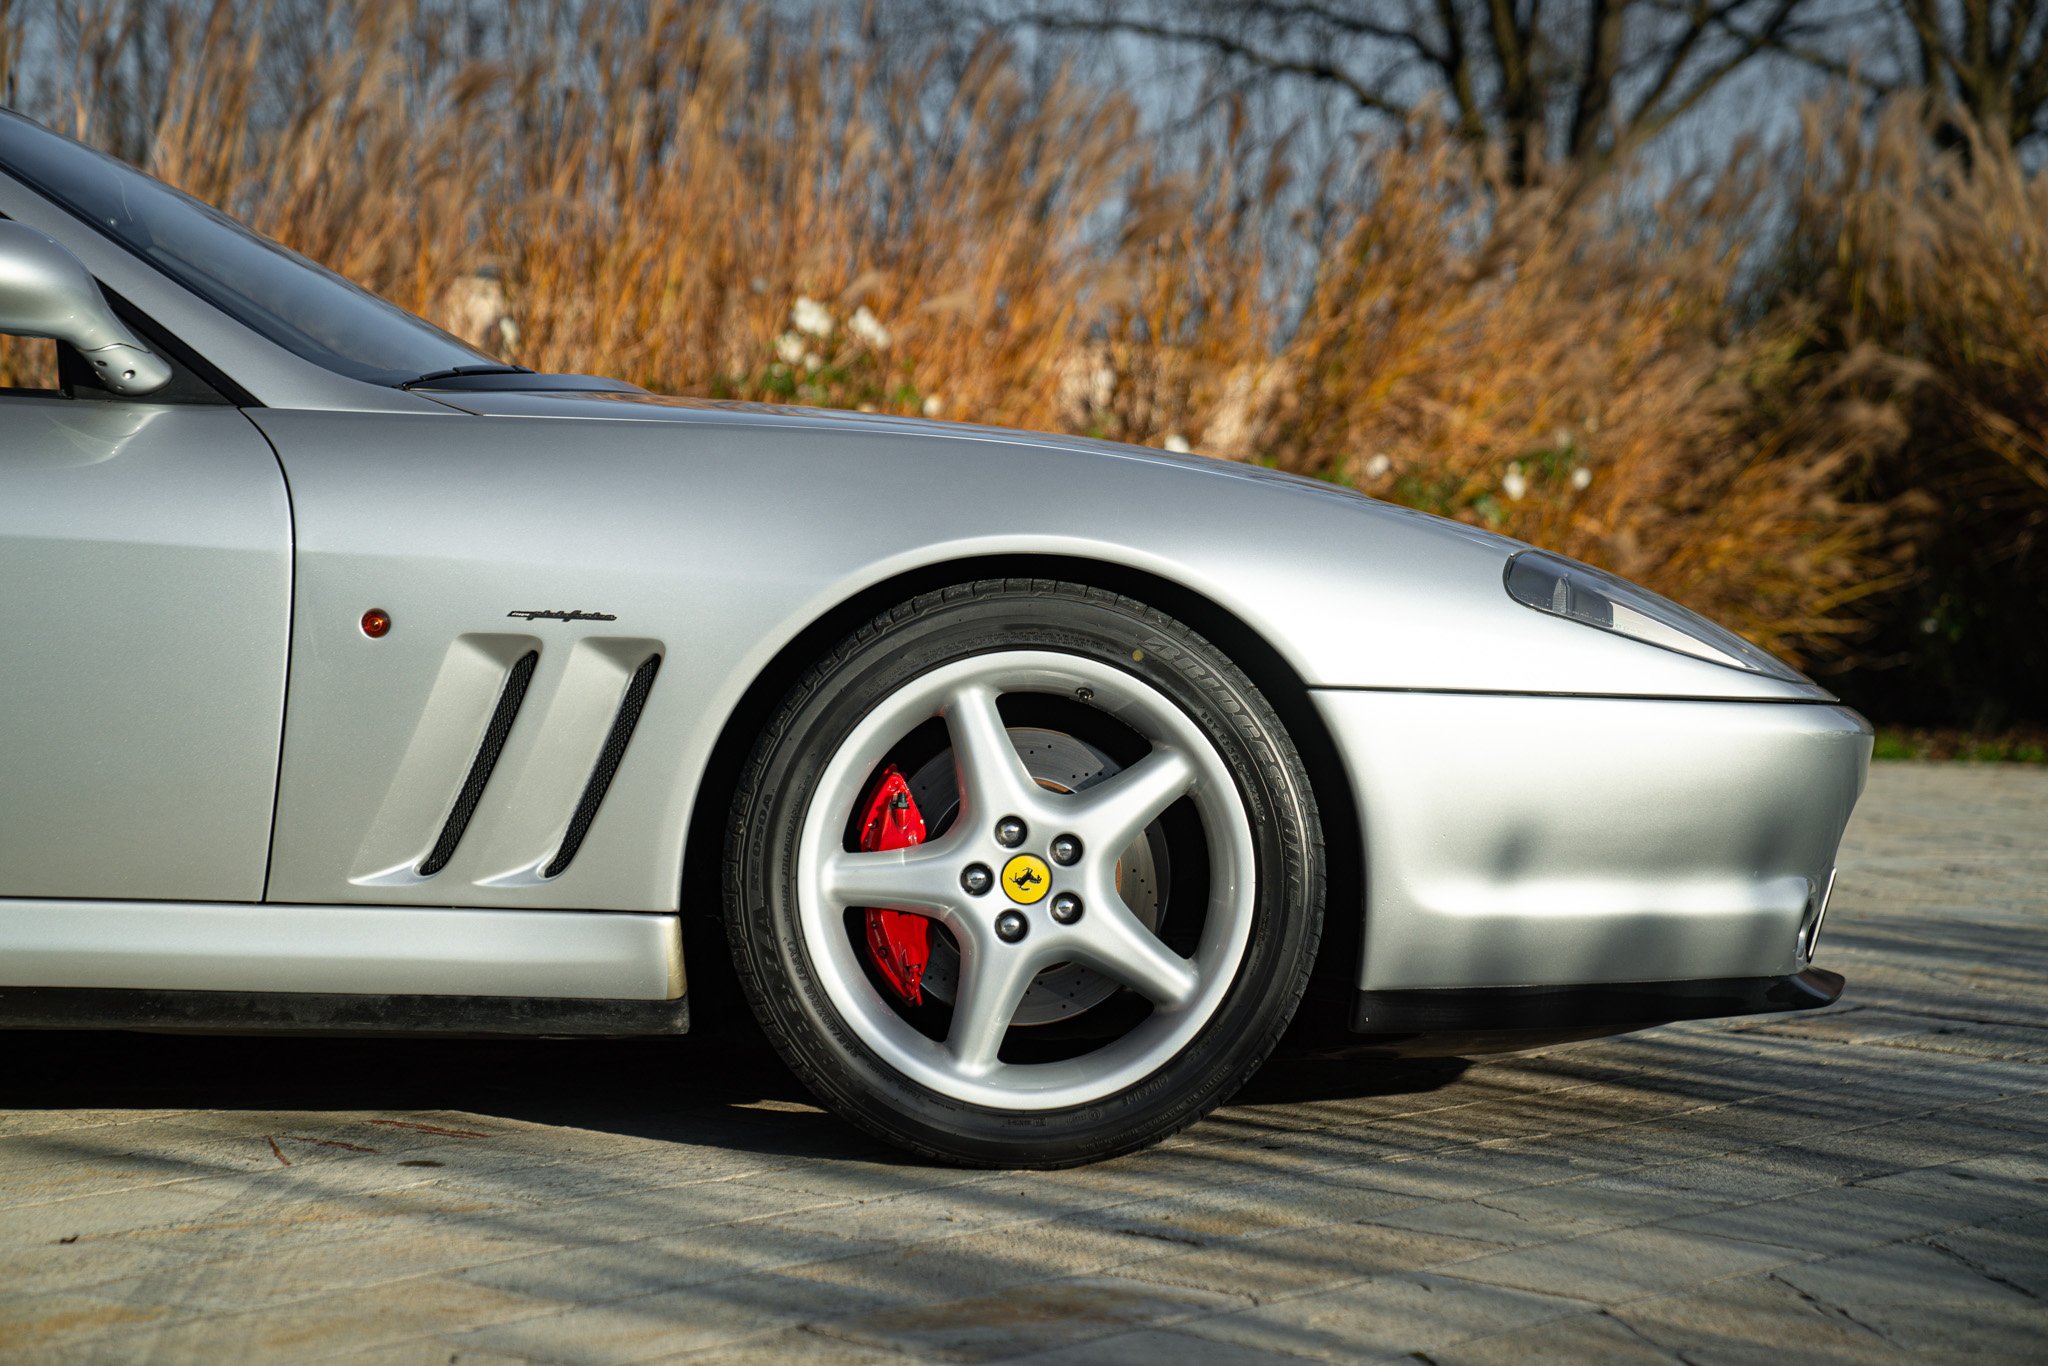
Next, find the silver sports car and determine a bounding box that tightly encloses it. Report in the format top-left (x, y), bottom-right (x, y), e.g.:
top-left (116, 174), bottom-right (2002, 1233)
top-left (0, 111), bottom-right (1869, 1166)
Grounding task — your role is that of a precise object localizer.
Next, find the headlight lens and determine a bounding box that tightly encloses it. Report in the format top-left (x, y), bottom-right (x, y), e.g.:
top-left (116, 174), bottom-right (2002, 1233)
top-left (1504, 549), bottom-right (1809, 682)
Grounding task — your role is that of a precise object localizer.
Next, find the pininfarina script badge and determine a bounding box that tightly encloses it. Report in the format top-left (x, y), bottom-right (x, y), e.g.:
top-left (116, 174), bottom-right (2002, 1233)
top-left (507, 609), bottom-right (618, 622)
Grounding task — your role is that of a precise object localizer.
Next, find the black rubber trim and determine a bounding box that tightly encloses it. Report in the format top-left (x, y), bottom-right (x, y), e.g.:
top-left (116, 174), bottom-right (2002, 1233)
top-left (102, 284), bottom-right (260, 406)
top-left (419, 649), bottom-right (540, 877)
top-left (0, 986), bottom-right (687, 1038)
top-left (1351, 968), bottom-right (1844, 1036)
top-left (408, 371), bottom-right (644, 394)
top-left (545, 653), bottom-right (662, 879)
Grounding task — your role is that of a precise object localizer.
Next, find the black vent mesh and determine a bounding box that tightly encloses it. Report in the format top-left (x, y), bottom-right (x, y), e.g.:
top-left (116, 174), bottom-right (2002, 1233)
top-left (418, 650), bottom-right (540, 877)
top-left (544, 653), bottom-right (662, 879)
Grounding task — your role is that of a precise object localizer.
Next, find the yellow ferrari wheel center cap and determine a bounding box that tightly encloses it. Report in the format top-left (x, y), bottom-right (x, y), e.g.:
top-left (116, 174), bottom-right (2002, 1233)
top-left (1001, 854), bottom-right (1052, 905)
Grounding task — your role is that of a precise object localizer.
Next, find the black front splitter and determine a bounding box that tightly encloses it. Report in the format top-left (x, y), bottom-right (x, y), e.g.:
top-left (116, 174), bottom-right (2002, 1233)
top-left (1348, 968), bottom-right (1843, 1056)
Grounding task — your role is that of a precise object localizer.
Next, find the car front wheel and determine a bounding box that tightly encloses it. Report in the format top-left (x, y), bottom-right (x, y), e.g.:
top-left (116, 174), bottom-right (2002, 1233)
top-left (725, 579), bottom-right (1324, 1167)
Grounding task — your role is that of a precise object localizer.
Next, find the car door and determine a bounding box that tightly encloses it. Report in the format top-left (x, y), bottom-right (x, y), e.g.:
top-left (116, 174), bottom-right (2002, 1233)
top-left (0, 348), bottom-right (292, 903)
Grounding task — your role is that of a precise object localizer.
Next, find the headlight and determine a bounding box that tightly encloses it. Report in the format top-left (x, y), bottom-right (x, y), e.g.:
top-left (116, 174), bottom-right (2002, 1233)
top-left (1504, 549), bottom-right (1809, 682)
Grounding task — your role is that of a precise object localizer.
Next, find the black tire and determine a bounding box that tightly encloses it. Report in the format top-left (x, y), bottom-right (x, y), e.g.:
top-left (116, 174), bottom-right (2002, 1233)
top-left (724, 579), bottom-right (1325, 1167)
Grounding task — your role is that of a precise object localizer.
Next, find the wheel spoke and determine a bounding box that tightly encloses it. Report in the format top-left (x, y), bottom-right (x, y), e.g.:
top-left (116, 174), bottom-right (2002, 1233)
top-left (944, 682), bottom-right (1033, 820)
top-left (946, 939), bottom-right (1043, 1076)
top-left (1068, 745), bottom-right (1196, 855)
top-left (796, 647), bottom-right (1262, 1114)
top-left (1067, 893), bottom-right (1200, 1010)
top-left (822, 844), bottom-right (958, 915)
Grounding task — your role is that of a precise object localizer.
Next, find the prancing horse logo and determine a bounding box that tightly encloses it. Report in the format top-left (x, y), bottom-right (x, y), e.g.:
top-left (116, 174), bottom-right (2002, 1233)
top-left (1001, 854), bottom-right (1052, 905)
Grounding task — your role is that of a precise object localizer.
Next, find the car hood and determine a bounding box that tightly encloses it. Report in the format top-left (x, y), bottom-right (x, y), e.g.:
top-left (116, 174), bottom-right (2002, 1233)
top-left (419, 386), bottom-right (1509, 546)
top-left (400, 385), bottom-right (1831, 703)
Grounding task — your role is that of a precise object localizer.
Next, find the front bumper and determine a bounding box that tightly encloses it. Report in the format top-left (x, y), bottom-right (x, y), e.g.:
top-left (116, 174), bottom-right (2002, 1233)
top-left (1311, 690), bottom-right (1871, 1000)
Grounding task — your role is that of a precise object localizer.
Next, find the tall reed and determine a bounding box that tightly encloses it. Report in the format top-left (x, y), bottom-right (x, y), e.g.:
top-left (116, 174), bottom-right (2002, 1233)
top-left (5, 0), bottom-right (2038, 705)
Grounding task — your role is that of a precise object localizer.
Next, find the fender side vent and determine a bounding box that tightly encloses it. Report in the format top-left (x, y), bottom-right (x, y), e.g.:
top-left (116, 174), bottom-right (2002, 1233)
top-left (419, 649), bottom-right (540, 877)
top-left (545, 653), bottom-right (662, 878)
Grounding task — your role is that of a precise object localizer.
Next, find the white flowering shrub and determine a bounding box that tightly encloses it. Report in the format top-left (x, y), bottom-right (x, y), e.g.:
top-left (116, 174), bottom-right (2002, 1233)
top-left (739, 295), bottom-right (940, 419)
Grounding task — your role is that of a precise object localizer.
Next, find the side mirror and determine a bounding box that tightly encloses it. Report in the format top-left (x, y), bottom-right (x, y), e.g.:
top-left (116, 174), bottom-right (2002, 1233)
top-left (0, 220), bottom-right (170, 397)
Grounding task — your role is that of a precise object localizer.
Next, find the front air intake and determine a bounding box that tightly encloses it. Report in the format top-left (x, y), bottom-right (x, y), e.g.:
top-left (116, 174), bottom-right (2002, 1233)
top-left (1797, 868), bottom-right (1839, 962)
top-left (544, 653), bottom-right (662, 878)
top-left (418, 649), bottom-right (540, 877)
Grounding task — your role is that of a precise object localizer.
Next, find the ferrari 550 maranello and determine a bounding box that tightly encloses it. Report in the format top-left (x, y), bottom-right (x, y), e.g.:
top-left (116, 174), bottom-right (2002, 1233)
top-left (0, 110), bottom-right (1869, 1166)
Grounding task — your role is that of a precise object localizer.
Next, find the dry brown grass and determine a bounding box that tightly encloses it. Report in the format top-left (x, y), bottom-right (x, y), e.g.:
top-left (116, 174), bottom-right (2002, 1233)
top-left (1244, 131), bottom-right (1904, 660)
top-left (0, 334), bottom-right (55, 388)
top-left (1739, 97), bottom-right (2048, 717)
top-left (5, 0), bottom-right (2040, 691)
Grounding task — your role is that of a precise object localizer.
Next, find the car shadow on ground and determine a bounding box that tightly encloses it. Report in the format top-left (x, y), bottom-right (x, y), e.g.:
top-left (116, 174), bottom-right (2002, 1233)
top-left (3, 1023), bottom-right (1471, 1163)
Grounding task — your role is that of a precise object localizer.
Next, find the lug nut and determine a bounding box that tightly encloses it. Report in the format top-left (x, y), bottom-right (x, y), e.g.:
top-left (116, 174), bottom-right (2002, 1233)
top-left (1050, 834), bottom-right (1083, 866)
top-left (995, 816), bottom-right (1028, 848)
top-left (995, 909), bottom-right (1029, 942)
top-left (961, 863), bottom-right (994, 896)
top-left (1050, 892), bottom-right (1083, 924)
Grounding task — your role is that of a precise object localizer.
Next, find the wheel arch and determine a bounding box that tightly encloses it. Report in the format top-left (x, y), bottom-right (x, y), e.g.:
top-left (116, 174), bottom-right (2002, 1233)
top-left (678, 553), bottom-right (1364, 1034)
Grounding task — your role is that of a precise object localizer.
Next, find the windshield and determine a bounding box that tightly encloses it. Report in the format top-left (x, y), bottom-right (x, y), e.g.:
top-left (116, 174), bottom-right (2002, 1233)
top-left (0, 112), bottom-right (497, 386)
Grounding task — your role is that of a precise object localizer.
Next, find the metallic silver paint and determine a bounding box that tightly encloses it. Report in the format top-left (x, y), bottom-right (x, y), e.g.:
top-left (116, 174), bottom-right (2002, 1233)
top-left (251, 399), bottom-right (1835, 918)
top-left (0, 900), bottom-right (683, 998)
top-left (333, 632), bottom-right (664, 893)
top-left (0, 157), bottom-right (1875, 1024)
top-left (0, 401), bottom-right (289, 901)
top-left (1312, 691), bottom-right (1871, 991)
top-left (0, 221), bottom-right (169, 394)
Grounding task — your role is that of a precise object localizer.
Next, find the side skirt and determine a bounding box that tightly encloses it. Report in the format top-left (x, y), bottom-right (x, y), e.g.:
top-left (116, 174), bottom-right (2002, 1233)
top-left (0, 986), bottom-right (687, 1038)
top-left (0, 899), bottom-right (684, 1002)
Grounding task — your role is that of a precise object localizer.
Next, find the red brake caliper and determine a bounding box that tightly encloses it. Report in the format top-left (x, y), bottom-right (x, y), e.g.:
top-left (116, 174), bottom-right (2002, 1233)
top-left (857, 766), bottom-right (932, 1005)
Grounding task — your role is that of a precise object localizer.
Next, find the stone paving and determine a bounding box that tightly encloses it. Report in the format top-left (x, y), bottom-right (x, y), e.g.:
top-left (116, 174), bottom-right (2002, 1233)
top-left (1, 761), bottom-right (2043, 1363)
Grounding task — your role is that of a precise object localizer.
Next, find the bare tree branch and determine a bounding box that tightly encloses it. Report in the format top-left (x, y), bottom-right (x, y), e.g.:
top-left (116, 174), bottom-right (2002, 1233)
top-left (1016, 9), bottom-right (1414, 119)
top-left (1012, 1), bottom-right (1837, 186)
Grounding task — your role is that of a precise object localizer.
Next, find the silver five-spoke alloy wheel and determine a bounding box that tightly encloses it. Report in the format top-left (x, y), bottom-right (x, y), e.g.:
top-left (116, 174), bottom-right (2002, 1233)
top-left (797, 651), bottom-right (1255, 1110)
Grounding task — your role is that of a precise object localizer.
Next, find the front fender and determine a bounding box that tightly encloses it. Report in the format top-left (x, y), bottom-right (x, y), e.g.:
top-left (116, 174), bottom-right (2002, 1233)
top-left (256, 407), bottom-right (1825, 917)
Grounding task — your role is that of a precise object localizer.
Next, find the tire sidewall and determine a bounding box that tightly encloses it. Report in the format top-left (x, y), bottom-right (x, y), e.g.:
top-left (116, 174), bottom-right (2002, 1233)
top-left (729, 583), bottom-right (1320, 1166)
